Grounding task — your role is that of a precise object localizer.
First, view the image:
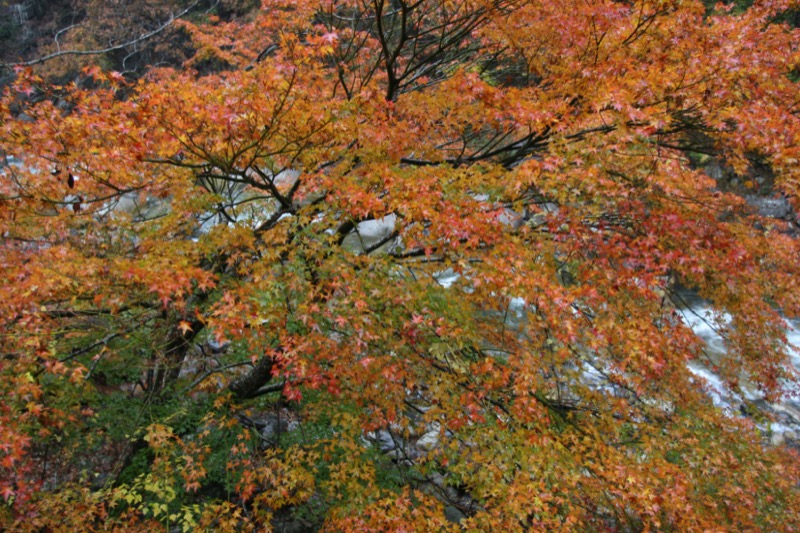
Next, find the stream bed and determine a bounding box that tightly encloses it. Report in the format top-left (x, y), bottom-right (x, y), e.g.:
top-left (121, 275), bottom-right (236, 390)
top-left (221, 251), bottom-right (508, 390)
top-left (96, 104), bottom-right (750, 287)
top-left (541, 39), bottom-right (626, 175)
top-left (677, 292), bottom-right (800, 446)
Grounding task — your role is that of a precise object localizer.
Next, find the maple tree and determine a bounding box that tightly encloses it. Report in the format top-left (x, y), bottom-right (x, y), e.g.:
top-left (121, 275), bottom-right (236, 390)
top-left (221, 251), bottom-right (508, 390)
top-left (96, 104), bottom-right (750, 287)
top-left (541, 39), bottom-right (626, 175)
top-left (2, 0), bottom-right (800, 530)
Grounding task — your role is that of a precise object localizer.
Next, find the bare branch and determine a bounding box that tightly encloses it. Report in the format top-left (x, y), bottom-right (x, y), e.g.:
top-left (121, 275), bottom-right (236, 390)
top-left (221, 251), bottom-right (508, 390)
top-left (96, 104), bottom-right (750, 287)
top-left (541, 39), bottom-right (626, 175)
top-left (1, 0), bottom-right (202, 69)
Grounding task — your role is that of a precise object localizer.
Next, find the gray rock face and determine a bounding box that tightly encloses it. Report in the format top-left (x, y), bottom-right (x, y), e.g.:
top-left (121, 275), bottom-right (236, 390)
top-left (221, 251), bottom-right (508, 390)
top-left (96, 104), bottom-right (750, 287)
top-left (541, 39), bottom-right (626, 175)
top-left (702, 158), bottom-right (795, 223)
top-left (416, 423), bottom-right (441, 451)
top-left (445, 505), bottom-right (466, 523)
top-left (237, 411), bottom-right (297, 443)
top-left (365, 429), bottom-right (398, 452)
top-left (340, 215), bottom-right (398, 254)
top-left (742, 400), bottom-right (800, 448)
top-left (498, 209), bottom-right (525, 229)
top-left (744, 195), bottom-right (793, 219)
top-left (259, 414), bottom-right (290, 440)
top-left (421, 472), bottom-right (474, 522)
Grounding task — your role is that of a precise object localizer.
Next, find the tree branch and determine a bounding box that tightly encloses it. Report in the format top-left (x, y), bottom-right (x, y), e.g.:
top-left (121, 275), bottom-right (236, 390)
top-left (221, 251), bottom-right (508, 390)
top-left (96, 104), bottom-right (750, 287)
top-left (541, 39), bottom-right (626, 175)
top-left (2, 0), bottom-right (203, 69)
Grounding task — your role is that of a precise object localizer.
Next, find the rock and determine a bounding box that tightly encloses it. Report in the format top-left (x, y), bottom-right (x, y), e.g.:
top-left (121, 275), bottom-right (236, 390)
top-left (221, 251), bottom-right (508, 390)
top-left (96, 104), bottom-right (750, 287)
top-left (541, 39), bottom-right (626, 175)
top-left (771, 403), bottom-right (800, 425)
top-left (416, 432), bottom-right (439, 451)
top-left (238, 412), bottom-right (295, 441)
top-left (433, 268), bottom-right (460, 288)
top-left (366, 429), bottom-right (397, 453)
top-left (771, 432), bottom-right (786, 447)
top-left (528, 213), bottom-right (548, 228)
top-left (745, 195), bottom-right (792, 219)
top-left (444, 505), bottom-right (466, 523)
top-left (261, 418), bottom-right (290, 440)
top-left (704, 161), bottom-right (731, 182)
top-left (207, 338), bottom-right (231, 354)
top-left (416, 424), bottom-right (441, 451)
top-left (422, 472), bottom-right (474, 520)
top-left (498, 209), bottom-right (525, 229)
top-left (340, 215), bottom-right (397, 254)
top-left (784, 430), bottom-right (797, 442)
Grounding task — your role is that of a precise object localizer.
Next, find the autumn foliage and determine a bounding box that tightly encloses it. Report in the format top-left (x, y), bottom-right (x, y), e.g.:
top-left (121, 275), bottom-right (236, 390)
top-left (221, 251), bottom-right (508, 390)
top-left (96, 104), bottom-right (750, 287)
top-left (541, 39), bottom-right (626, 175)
top-left (2, 0), bottom-right (800, 530)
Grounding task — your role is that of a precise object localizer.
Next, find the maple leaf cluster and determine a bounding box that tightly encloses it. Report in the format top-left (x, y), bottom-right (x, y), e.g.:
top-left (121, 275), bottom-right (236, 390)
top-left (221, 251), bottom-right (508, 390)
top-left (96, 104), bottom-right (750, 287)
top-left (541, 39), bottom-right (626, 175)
top-left (1, 0), bottom-right (800, 530)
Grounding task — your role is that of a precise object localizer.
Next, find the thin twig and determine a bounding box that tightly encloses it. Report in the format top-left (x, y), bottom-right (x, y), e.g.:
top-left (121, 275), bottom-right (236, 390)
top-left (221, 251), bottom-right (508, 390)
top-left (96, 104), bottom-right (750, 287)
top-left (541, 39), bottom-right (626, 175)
top-left (2, 0), bottom-right (202, 69)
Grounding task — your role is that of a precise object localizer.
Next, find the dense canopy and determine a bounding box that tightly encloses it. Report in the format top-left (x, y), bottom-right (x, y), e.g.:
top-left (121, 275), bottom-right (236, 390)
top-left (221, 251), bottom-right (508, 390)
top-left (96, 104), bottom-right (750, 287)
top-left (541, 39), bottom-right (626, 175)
top-left (2, 0), bottom-right (800, 530)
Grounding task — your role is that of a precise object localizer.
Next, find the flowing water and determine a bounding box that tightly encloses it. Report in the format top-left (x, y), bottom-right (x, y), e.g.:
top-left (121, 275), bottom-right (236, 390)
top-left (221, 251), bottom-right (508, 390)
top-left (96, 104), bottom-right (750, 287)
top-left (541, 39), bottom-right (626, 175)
top-left (676, 291), bottom-right (800, 439)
